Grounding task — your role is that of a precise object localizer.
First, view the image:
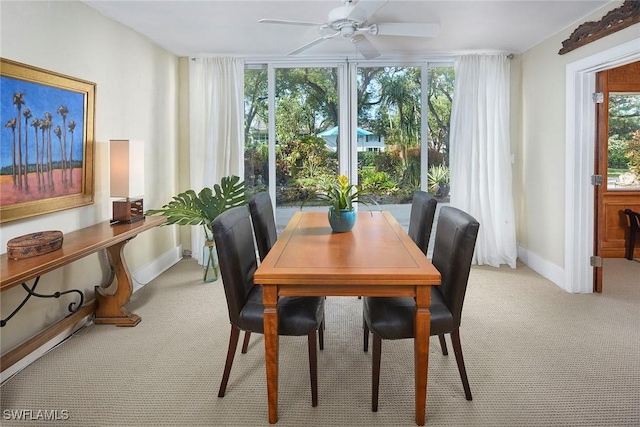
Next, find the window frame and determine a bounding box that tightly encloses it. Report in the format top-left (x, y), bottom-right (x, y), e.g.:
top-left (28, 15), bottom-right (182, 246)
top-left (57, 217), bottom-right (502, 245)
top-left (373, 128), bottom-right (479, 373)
top-left (244, 57), bottom-right (455, 208)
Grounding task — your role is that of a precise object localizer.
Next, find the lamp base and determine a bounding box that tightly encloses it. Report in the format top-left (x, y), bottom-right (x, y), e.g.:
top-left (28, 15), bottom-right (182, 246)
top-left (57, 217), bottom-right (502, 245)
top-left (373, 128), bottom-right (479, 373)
top-left (112, 198), bottom-right (144, 224)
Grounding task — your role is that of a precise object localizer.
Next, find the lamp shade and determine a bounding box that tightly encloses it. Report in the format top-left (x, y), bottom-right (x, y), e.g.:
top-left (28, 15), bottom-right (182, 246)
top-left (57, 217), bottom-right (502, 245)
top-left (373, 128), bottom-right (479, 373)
top-left (110, 140), bottom-right (145, 198)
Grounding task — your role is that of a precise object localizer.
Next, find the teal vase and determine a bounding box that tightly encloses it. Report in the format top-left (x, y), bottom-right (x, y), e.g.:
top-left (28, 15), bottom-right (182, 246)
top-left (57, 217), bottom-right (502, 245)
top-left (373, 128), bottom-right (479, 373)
top-left (328, 207), bottom-right (356, 233)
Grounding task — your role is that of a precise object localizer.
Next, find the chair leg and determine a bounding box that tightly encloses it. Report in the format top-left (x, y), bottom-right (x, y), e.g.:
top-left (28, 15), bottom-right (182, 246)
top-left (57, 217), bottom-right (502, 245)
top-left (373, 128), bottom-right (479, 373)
top-left (241, 332), bottom-right (251, 354)
top-left (318, 319), bottom-right (325, 351)
top-left (627, 225), bottom-right (636, 260)
top-left (363, 321), bottom-right (370, 352)
top-left (450, 329), bottom-right (472, 401)
top-left (438, 334), bottom-right (448, 355)
top-left (218, 325), bottom-right (241, 397)
top-left (372, 333), bottom-right (382, 412)
top-left (307, 330), bottom-right (319, 407)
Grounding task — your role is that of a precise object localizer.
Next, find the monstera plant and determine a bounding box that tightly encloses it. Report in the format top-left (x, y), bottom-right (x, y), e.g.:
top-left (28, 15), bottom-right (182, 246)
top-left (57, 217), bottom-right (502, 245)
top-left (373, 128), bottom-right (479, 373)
top-left (145, 175), bottom-right (246, 281)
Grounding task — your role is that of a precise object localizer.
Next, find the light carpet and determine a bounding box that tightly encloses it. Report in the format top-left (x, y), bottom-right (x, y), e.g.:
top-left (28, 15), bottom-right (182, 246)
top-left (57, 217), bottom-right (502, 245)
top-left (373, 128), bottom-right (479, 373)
top-left (1, 258), bottom-right (639, 426)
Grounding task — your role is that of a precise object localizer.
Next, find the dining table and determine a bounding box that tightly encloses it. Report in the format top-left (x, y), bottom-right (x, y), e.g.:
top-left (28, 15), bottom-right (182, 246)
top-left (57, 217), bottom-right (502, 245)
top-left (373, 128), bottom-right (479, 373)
top-left (253, 210), bottom-right (441, 425)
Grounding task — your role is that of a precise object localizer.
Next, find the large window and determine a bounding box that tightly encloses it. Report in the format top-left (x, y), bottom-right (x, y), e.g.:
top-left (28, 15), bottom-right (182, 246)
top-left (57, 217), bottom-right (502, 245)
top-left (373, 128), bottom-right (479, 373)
top-left (244, 61), bottom-right (454, 225)
top-left (244, 67), bottom-right (268, 198)
top-left (274, 67), bottom-right (339, 207)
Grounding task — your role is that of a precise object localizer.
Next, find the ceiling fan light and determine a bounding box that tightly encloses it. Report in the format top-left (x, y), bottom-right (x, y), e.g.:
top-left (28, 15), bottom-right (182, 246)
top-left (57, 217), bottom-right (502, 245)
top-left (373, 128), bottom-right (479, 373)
top-left (340, 26), bottom-right (355, 38)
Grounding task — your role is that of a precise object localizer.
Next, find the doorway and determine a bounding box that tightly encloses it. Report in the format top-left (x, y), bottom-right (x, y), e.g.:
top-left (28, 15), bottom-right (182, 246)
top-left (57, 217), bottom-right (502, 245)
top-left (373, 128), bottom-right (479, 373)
top-left (593, 61), bottom-right (640, 292)
top-left (564, 38), bottom-right (640, 294)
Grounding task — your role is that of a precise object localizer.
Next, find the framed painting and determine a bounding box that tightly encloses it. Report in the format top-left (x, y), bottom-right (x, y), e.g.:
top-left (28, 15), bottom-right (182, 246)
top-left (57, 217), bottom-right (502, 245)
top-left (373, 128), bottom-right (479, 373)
top-left (1, 58), bottom-right (95, 223)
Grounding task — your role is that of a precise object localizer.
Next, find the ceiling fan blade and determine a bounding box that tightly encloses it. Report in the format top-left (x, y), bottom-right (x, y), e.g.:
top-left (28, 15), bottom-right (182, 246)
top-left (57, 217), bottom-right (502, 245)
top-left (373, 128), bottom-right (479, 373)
top-left (351, 0), bottom-right (388, 21)
top-left (288, 33), bottom-right (339, 56)
top-left (352, 35), bottom-right (380, 60)
top-left (373, 23), bottom-right (440, 38)
top-left (259, 19), bottom-right (324, 27)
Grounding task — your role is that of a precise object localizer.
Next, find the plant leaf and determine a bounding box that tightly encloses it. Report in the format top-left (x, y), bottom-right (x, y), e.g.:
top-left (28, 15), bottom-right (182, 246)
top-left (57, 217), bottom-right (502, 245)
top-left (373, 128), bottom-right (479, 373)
top-left (145, 175), bottom-right (247, 233)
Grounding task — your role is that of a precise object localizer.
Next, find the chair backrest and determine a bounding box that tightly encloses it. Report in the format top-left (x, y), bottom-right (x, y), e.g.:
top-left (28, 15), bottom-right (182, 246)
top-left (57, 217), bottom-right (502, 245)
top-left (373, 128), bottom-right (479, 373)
top-left (212, 206), bottom-right (258, 326)
top-left (249, 192), bottom-right (278, 261)
top-left (625, 209), bottom-right (640, 230)
top-left (407, 191), bottom-right (438, 255)
top-left (431, 206), bottom-right (479, 326)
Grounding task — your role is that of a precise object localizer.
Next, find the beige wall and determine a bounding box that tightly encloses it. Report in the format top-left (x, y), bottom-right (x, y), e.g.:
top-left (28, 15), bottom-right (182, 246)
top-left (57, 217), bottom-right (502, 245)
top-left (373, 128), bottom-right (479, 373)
top-left (0, 1), bottom-right (181, 353)
top-left (178, 57), bottom-right (193, 252)
top-left (518, 1), bottom-right (639, 269)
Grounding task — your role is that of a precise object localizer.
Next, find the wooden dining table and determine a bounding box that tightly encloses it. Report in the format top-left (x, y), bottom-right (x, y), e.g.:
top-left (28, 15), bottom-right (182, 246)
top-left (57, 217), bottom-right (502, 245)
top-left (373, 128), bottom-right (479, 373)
top-left (253, 210), bottom-right (441, 425)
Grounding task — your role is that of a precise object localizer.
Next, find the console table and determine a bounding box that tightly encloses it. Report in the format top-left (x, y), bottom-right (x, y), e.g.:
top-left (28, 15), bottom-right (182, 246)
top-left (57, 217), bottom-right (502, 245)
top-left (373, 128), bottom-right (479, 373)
top-left (0, 216), bottom-right (166, 371)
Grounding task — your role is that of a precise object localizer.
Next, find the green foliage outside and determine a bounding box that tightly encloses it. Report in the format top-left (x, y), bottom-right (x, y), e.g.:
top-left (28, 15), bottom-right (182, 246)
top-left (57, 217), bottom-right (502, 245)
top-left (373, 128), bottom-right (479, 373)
top-left (428, 165), bottom-right (450, 198)
top-left (626, 130), bottom-right (640, 176)
top-left (359, 168), bottom-right (397, 194)
top-left (243, 66), bottom-right (454, 204)
top-left (608, 137), bottom-right (629, 169)
top-left (608, 94), bottom-right (640, 177)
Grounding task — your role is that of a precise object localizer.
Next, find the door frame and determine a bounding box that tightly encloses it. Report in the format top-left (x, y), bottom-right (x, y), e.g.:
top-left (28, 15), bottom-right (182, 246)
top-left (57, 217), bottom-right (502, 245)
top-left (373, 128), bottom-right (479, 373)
top-left (564, 37), bottom-right (640, 293)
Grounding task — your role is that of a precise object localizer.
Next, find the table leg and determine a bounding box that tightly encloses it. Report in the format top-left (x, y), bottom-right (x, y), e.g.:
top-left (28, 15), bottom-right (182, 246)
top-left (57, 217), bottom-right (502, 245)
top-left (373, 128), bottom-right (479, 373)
top-left (414, 285), bottom-right (431, 426)
top-left (263, 284), bottom-right (279, 424)
top-left (94, 239), bottom-right (141, 326)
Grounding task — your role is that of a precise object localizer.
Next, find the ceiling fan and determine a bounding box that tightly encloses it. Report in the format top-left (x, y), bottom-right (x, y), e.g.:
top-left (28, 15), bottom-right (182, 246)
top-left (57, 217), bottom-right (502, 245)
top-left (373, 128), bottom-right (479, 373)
top-left (258, 0), bottom-right (440, 60)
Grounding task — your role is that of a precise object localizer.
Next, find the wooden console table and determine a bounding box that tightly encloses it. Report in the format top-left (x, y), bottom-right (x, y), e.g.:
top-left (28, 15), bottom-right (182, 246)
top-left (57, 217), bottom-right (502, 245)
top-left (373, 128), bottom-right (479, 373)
top-left (1, 216), bottom-right (166, 371)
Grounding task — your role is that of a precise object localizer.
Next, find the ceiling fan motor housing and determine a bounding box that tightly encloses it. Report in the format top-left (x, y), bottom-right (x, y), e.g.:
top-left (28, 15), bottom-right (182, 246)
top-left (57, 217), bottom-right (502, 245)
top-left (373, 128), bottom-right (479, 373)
top-left (329, 4), bottom-right (367, 26)
top-left (263, 0), bottom-right (438, 59)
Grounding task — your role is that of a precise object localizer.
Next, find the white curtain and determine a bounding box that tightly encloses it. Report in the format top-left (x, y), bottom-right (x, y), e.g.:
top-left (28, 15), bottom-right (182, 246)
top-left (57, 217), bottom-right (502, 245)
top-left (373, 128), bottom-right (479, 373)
top-left (449, 54), bottom-right (517, 268)
top-left (189, 57), bottom-right (244, 264)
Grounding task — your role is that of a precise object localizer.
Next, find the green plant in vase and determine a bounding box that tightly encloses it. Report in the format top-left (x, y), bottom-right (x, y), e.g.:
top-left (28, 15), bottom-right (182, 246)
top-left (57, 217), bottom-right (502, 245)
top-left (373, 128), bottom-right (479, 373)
top-left (145, 175), bottom-right (246, 282)
top-left (304, 174), bottom-right (376, 232)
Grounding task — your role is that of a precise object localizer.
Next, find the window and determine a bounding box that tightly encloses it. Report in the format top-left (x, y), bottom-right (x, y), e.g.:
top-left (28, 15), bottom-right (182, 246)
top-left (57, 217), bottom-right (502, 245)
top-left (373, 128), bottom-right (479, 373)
top-left (607, 92), bottom-right (640, 190)
top-left (244, 61), bottom-right (454, 224)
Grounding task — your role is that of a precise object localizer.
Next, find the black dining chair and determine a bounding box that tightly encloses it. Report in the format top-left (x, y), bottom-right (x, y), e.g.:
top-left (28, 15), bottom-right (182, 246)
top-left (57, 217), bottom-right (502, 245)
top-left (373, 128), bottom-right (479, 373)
top-left (249, 192), bottom-right (278, 262)
top-left (241, 192), bottom-right (280, 353)
top-left (624, 209), bottom-right (640, 260)
top-left (249, 191), bottom-right (327, 347)
top-left (213, 206), bottom-right (325, 406)
top-left (358, 191), bottom-right (437, 301)
top-left (363, 206), bottom-right (479, 411)
top-left (407, 190), bottom-right (438, 255)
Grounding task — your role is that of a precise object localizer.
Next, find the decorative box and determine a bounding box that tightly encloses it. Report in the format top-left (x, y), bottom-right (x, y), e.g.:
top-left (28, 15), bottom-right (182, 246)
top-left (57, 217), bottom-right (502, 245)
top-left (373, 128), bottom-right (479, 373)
top-left (7, 231), bottom-right (64, 260)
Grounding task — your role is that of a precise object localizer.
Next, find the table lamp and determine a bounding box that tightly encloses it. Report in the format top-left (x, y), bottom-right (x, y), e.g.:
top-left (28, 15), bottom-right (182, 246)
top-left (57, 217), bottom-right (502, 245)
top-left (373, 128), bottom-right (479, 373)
top-left (110, 139), bottom-right (145, 224)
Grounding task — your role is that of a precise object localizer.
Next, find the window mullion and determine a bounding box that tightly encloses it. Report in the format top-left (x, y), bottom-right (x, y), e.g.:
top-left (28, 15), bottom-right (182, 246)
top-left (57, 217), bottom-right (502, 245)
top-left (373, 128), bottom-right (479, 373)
top-left (267, 64), bottom-right (276, 206)
top-left (421, 63), bottom-right (429, 191)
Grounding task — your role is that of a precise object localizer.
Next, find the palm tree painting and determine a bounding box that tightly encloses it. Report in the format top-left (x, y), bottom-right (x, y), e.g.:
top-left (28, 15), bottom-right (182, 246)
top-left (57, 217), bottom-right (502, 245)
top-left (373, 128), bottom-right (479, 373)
top-left (1, 58), bottom-right (95, 223)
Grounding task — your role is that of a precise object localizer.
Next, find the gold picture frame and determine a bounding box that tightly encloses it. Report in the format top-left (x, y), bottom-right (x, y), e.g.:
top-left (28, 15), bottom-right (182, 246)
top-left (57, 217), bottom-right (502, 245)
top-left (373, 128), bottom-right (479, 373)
top-left (1, 58), bottom-right (95, 223)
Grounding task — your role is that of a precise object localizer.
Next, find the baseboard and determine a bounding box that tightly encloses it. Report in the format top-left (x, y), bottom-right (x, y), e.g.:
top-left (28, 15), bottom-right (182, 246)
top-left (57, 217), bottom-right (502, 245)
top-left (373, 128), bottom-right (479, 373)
top-left (517, 245), bottom-right (566, 291)
top-left (1, 304), bottom-right (95, 383)
top-left (1, 245), bottom-right (182, 382)
top-left (132, 245), bottom-right (182, 293)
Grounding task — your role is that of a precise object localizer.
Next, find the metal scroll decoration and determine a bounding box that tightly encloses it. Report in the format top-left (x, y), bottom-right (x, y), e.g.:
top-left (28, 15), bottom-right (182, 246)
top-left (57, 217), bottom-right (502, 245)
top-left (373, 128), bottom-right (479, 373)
top-left (0, 276), bottom-right (85, 327)
top-left (559, 0), bottom-right (640, 55)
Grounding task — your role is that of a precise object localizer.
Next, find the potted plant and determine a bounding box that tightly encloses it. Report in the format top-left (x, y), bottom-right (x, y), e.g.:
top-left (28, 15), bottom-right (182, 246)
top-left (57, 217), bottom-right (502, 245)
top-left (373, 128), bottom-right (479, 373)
top-left (304, 174), bottom-right (375, 233)
top-left (145, 175), bottom-right (246, 282)
top-left (428, 165), bottom-right (450, 199)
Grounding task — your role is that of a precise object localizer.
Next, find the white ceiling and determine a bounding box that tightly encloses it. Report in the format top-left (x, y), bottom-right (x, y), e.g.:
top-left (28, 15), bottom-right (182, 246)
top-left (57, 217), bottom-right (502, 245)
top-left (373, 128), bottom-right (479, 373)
top-left (82, 0), bottom-right (612, 59)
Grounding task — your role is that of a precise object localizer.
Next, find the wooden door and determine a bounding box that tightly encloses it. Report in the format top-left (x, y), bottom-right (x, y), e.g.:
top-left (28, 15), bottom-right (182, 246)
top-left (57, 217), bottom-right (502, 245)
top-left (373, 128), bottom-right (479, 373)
top-left (594, 61), bottom-right (640, 292)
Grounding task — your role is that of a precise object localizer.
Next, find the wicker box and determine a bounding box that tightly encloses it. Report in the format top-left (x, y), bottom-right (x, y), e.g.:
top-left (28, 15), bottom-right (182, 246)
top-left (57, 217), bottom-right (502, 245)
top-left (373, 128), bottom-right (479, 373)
top-left (7, 231), bottom-right (64, 260)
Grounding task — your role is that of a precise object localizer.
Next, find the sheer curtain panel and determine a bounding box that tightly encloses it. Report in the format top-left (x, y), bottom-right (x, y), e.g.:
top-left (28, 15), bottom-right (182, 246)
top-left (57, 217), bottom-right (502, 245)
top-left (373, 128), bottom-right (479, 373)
top-left (449, 54), bottom-right (517, 268)
top-left (189, 57), bottom-right (245, 264)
